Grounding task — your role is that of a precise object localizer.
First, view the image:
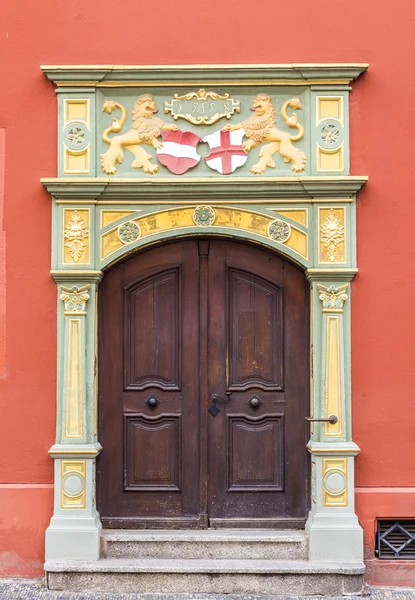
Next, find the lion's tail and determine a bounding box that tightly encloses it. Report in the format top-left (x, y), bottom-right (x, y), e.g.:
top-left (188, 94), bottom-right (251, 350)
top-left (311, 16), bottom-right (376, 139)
top-left (281, 98), bottom-right (304, 142)
top-left (101, 101), bottom-right (127, 144)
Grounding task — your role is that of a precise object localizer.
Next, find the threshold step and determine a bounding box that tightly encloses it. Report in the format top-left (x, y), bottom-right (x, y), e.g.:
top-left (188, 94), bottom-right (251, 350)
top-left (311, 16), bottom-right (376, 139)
top-left (45, 558), bottom-right (365, 595)
top-left (102, 528), bottom-right (308, 560)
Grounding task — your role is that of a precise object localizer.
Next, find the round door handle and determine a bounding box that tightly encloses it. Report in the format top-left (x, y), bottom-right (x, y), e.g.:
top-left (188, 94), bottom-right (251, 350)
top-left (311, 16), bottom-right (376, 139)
top-left (249, 397), bottom-right (261, 409)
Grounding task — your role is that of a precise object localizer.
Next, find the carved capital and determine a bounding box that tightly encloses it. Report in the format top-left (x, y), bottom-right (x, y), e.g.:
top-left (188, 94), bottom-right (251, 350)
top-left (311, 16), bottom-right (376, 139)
top-left (317, 283), bottom-right (348, 312)
top-left (60, 285), bottom-right (90, 314)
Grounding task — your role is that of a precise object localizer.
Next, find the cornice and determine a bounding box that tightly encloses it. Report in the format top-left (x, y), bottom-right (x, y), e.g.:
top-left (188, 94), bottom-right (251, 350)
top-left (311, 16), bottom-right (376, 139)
top-left (306, 268), bottom-right (359, 282)
top-left (41, 176), bottom-right (368, 201)
top-left (41, 63), bottom-right (368, 86)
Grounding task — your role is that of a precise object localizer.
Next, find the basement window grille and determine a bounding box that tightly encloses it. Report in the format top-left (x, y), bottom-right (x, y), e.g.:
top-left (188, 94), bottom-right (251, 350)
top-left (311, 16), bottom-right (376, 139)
top-left (376, 520), bottom-right (415, 559)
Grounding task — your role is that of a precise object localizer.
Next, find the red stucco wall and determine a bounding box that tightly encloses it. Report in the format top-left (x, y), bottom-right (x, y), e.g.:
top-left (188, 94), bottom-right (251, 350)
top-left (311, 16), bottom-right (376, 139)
top-left (0, 0), bottom-right (414, 581)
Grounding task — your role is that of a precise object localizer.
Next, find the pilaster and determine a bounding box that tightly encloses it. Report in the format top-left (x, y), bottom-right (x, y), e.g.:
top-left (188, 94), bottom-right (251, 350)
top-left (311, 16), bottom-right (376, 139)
top-left (305, 270), bottom-right (363, 562)
top-left (45, 272), bottom-right (103, 560)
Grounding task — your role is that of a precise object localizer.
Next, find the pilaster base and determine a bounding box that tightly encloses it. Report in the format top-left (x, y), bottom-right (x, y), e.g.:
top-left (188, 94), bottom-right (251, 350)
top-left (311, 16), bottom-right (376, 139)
top-left (45, 514), bottom-right (102, 560)
top-left (306, 512), bottom-right (364, 562)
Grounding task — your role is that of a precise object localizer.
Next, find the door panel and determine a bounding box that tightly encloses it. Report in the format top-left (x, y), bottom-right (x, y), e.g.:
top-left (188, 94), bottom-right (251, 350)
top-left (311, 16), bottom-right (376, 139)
top-left (207, 241), bottom-right (308, 528)
top-left (98, 241), bottom-right (200, 528)
top-left (228, 269), bottom-right (283, 390)
top-left (98, 238), bottom-right (308, 529)
top-left (125, 269), bottom-right (181, 390)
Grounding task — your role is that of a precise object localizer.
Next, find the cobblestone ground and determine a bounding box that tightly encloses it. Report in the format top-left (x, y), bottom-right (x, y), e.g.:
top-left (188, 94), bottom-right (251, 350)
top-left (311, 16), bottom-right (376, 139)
top-left (0, 581), bottom-right (414, 600)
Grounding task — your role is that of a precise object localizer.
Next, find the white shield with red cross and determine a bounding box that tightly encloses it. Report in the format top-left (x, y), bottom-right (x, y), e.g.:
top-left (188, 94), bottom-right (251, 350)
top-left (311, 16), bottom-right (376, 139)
top-left (203, 129), bottom-right (248, 175)
top-left (157, 128), bottom-right (202, 175)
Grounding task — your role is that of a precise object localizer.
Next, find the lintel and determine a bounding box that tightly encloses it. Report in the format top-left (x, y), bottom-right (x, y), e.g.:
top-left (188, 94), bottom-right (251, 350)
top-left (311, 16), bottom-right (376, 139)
top-left (41, 63), bottom-right (368, 86)
top-left (41, 176), bottom-right (368, 201)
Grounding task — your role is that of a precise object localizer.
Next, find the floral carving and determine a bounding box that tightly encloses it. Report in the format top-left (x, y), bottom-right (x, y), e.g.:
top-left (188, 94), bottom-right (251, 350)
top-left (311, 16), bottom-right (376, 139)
top-left (320, 124), bottom-right (340, 145)
top-left (118, 221), bottom-right (141, 244)
top-left (64, 210), bottom-right (89, 263)
top-left (60, 285), bottom-right (90, 314)
top-left (318, 284), bottom-right (348, 311)
top-left (68, 127), bottom-right (85, 145)
top-left (268, 219), bottom-right (291, 243)
top-left (320, 209), bottom-right (344, 262)
top-left (193, 206), bottom-right (216, 227)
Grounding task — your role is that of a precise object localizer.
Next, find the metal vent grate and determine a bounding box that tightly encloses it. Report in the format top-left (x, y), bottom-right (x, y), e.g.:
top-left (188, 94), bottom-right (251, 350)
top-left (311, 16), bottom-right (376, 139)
top-left (377, 520), bottom-right (415, 559)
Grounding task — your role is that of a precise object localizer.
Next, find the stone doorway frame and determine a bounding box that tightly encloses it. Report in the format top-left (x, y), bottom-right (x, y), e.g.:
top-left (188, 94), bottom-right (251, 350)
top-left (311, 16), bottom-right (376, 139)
top-left (41, 63), bottom-right (368, 564)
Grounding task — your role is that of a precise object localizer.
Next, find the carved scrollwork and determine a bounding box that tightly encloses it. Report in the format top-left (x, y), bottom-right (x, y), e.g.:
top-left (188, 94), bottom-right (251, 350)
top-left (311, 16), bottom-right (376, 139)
top-left (318, 284), bottom-right (348, 312)
top-left (64, 210), bottom-right (89, 263)
top-left (60, 285), bottom-right (90, 314)
top-left (320, 208), bottom-right (345, 262)
top-left (164, 89), bottom-right (240, 126)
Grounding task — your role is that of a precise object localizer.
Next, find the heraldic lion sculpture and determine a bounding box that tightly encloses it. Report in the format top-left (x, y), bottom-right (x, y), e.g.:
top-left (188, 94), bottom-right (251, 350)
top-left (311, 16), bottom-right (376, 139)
top-left (223, 94), bottom-right (306, 174)
top-left (101, 94), bottom-right (178, 175)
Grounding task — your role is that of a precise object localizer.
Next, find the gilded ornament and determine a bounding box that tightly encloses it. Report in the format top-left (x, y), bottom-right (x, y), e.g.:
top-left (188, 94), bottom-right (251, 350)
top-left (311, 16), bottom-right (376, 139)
top-left (193, 206), bottom-right (216, 227)
top-left (164, 89), bottom-right (240, 126)
top-left (318, 284), bottom-right (348, 311)
top-left (60, 285), bottom-right (90, 314)
top-left (268, 219), bottom-right (291, 243)
top-left (223, 94), bottom-right (306, 174)
top-left (320, 209), bottom-right (345, 261)
top-left (100, 95), bottom-right (178, 175)
top-left (118, 221), bottom-right (141, 244)
top-left (64, 210), bottom-right (89, 263)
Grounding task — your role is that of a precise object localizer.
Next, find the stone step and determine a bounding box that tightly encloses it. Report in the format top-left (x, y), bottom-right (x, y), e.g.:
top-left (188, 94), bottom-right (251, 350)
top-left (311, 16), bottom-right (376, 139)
top-left (102, 529), bottom-right (308, 560)
top-left (45, 557), bottom-right (365, 595)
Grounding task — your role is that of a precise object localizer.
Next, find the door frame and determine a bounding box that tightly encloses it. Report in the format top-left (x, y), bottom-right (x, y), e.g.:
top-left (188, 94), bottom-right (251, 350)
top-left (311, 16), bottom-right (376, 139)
top-left (45, 193), bottom-right (364, 564)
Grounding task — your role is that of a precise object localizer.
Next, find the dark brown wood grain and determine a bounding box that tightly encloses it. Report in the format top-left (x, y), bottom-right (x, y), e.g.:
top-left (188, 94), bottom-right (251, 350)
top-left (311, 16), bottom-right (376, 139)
top-left (97, 239), bottom-right (309, 529)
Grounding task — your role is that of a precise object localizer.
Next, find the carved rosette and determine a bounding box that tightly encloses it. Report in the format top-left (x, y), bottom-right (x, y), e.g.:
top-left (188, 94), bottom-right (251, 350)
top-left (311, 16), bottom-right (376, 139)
top-left (64, 210), bottom-right (89, 263)
top-left (118, 221), bottom-right (141, 244)
top-left (193, 206), bottom-right (216, 227)
top-left (268, 219), bottom-right (291, 243)
top-left (318, 284), bottom-right (348, 312)
top-left (60, 285), bottom-right (90, 314)
top-left (320, 209), bottom-right (345, 262)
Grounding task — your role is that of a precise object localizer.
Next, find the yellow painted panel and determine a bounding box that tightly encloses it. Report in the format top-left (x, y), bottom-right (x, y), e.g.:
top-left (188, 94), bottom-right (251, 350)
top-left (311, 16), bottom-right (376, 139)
top-left (319, 207), bottom-right (345, 263)
top-left (65, 99), bottom-right (89, 125)
top-left (324, 316), bottom-right (343, 437)
top-left (317, 145), bottom-right (343, 172)
top-left (318, 98), bottom-right (341, 120)
top-left (323, 458), bottom-right (348, 507)
top-left (65, 149), bottom-right (89, 174)
top-left (276, 209), bottom-right (307, 227)
top-left (65, 319), bottom-right (83, 438)
top-left (63, 209), bottom-right (90, 264)
top-left (61, 460), bottom-right (86, 509)
top-left (101, 228), bottom-right (124, 260)
top-left (285, 228), bottom-right (307, 259)
top-left (101, 210), bottom-right (136, 228)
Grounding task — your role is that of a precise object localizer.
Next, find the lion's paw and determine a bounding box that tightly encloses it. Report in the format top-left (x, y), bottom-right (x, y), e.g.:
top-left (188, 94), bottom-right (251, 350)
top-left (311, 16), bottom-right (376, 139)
top-left (143, 163), bottom-right (159, 174)
top-left (291, 164), bottom-right (306, 173)
top-left (251, 163), bottom-right (266, 174)
top-left (100, 155), bottom-right (117, 175)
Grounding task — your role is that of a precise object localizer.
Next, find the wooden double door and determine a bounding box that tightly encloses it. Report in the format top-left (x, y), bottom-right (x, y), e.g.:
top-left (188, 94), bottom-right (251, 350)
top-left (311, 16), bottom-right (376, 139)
top-left (98, 239), bottom-right (309, 529)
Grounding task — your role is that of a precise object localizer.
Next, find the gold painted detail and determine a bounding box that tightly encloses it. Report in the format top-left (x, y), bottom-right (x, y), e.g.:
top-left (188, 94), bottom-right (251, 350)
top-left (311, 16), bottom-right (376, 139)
top-left (65, 318), bottom-right (84, 439)
top-left (100, 207), bottom-right (308, 262)
top-left (64, 210), bottom-right (89, 263)
top-left (224, 94), bottom-right (306, 174)
top-left (268, 219), bottom-right (291, 243)
top-left (318, 283), bottom-right (348, 312)
top-left (320, 208), bottom-right (345, 262)
top-left (275, 209), bottom-right (307, 227)
top-left (61, 285), bottom-right (90, 314)
top-left (323, 315), bottom-right (343, 437)
top-left (317, 96), bottom-right (343, 124)
top-left (100, 95), bottom-right (178, 175)
top-left (118, 220), bottom-right (141, 244)
top-left (322, 458), bottom-right (348, 507)
top-left (61, 460), bottom-right (86, 509)
top-left (193, 206), bottom-right (216, 227)
top-left (64, 99), bottom-right (90, 127)
top-left (101, 210), bottom-right (137, 228)
top-left (164, 89), bottom-right (240, 126)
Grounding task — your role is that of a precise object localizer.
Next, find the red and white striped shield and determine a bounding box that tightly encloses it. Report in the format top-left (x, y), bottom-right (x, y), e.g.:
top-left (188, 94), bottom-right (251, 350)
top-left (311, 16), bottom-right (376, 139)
top-left (203, 129), bottom-right (248, 175)
top-left (157, 129), bottom-right (202, 175)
